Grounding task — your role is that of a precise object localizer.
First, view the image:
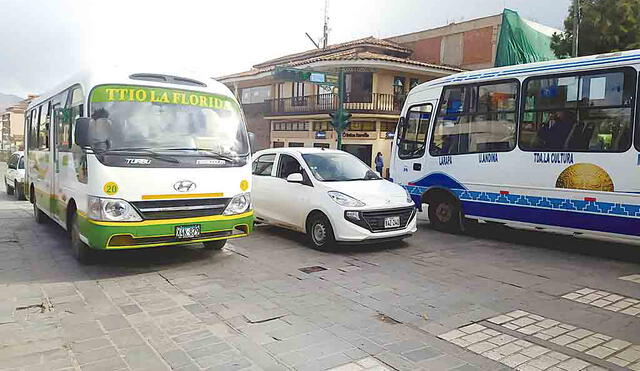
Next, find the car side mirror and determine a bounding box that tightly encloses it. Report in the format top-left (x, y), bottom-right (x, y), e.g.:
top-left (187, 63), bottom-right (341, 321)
top-left (74, 118), bottom-right (91, 147)
top-left (286, 173), bottom-right (304, 183)
top-left (248, 132), bottom-right (256, 152)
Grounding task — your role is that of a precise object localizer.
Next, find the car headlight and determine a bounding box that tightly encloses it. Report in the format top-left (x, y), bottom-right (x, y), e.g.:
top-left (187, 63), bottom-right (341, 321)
top-left (223, 193), bottom-right (251, 215)
top-left (88, 196), bottom-right (142, 222)
top-left (328, 191), bottom-right (365, 207)
top-left (404, 188), bottom-right (414, 204)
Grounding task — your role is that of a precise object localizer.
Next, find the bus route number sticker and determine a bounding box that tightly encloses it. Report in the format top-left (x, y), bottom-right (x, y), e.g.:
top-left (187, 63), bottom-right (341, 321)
top-left (103, 182), bottom-right (119, 195)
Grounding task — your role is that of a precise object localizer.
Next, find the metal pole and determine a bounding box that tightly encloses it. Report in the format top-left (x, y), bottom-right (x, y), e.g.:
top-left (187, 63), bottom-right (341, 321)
top-left (336, 69), bottom-right (344, 150)
top-left (573, 0), bottom-right (580, 57)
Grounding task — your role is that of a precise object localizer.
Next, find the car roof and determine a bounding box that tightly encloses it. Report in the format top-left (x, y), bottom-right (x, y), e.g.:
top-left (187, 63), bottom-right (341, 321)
top-left (11, 151), bottom-right (24, 157)
top-left (254, 147), bottom-right (346, 157)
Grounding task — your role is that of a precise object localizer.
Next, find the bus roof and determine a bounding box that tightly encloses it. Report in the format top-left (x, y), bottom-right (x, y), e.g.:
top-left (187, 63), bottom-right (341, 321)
top-left (412, 49), bottom-right (640, 95)
top-left (28, 67), bottom-right (235, 108)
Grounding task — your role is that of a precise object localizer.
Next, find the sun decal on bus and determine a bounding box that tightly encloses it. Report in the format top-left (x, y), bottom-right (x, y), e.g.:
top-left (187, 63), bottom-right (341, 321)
top-left (556, 163), bottom-right (614, 192)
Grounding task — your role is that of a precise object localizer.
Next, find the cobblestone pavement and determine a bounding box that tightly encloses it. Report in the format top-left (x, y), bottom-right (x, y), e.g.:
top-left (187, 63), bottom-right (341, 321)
top-left (1, 175), bottom-right (639, 370)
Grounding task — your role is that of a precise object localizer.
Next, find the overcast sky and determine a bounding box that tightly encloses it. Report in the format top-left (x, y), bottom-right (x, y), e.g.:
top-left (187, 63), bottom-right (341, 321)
top-left (0, 0), bottom-right (571, 97)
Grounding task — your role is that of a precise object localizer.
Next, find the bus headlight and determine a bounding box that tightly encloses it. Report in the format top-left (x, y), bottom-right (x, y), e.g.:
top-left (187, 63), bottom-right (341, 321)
top-left (223, 193), bottom-right (251, 215)
top-left (88, 196), bottom-right (142, 222)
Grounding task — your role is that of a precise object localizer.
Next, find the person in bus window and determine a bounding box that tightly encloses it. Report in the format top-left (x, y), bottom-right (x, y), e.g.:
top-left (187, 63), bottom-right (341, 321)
top-left (536, 111), bottom-right (576, 150)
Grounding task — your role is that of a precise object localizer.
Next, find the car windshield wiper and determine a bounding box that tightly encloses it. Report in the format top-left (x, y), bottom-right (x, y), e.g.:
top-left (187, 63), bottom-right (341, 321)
top-left (161, 148), bottom-right (238, 162)
top-left (94, 147), bottom-right (180, 164)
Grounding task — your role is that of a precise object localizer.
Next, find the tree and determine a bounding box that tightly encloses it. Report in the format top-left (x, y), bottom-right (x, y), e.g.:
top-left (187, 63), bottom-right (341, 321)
top-left (551, 0), bottom-right (640, 58)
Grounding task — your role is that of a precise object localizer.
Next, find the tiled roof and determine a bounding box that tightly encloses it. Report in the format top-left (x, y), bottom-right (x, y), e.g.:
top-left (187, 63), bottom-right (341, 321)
top-left (252, 36), bottom-right (412, 69)
top-left (218, 43), bottom-right (463, 81)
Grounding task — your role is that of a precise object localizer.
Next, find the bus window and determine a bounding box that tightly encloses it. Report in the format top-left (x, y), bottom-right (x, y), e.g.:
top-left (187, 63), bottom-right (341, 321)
top-left (520, 68), bottom-right (635, 152)
top-left (398, 104), bottom-right (433, 159)
top-left (62, 86), bottom-right (84, 148)
top-left (430, 81), bottom-right (518, 156)
top-left (27, 110), bottom-right (37, 150)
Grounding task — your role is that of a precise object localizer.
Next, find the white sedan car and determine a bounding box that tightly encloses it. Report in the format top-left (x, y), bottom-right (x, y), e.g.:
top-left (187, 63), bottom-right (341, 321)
top-left (4, 151), bottom-right (25, 200)
top-left (252, 148), bottom-right (417, 249)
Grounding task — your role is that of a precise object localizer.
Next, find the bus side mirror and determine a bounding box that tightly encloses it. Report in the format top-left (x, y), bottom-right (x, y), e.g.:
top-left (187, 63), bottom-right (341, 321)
top-left (74, 118), bottom-right (91, 147)
top-left (248, 132), bottom-right (256, 152)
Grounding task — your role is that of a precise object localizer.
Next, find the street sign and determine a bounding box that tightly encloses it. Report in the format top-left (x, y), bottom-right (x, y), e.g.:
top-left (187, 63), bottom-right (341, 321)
top-left (272, 67), bottom-right (347, 149)
top-left (273, 66), bottom-right (339, 86)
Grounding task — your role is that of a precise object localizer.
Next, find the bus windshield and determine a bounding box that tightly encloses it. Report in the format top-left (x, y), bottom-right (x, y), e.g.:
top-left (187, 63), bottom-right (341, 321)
top-left (88, 85), bottom-right (249, 156)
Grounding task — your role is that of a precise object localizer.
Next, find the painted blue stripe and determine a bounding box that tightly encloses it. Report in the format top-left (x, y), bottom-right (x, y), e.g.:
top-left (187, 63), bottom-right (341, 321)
top-left (462, 200), bottom-right (640, 237)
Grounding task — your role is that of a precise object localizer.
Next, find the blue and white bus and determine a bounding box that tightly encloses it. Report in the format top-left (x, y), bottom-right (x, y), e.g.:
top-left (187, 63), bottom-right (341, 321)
top-left (391, 49), bottom-right (640, 243)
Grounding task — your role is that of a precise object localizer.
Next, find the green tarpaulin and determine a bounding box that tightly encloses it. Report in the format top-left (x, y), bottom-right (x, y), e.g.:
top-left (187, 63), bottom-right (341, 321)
top-left (495, 9), bottom-right (558, 67)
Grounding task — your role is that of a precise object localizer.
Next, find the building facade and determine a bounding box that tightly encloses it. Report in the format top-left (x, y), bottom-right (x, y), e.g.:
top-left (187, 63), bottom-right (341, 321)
top-left (1, 95), bottom-right (36, 160)
top-left (219, 37), bottom-right (462, 175)
top-left (218, 11), bottom-right (557, 175)
top-left (387, 11), bottom-right (559, 70)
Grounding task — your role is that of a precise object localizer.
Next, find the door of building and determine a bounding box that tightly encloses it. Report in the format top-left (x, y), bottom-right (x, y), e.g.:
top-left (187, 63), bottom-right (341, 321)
top-left (342, 144), bottom-right (372, 167)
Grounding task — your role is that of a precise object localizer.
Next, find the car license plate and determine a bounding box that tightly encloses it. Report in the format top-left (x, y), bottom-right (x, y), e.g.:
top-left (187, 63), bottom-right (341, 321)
top-left (175, 225), bottom-right (201, 239)
top-left (384, 216), bottom-right (401, 228)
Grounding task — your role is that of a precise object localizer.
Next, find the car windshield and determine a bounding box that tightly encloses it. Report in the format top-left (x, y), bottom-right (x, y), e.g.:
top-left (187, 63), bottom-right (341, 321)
top-left (88, 85), bottom-right (249, 156)
top-left (302, 152), bottom-right (381, 182)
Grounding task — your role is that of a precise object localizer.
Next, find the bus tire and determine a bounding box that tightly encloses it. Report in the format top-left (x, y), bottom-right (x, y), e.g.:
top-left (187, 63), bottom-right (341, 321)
top-left (70, 212), bottom-right (93, 263)
top-left (202, 239), bottom-right (226, 250)
top-left (307, 212), bottom-right (336, 251)
top-left (6, 178), bottom-right (14, 195)
top-left (33, 195), bottom-right (46, 224)
top-left (428, 196), bottom-right (462, 232)
top-left (15, 181), bottom-right (25, 200)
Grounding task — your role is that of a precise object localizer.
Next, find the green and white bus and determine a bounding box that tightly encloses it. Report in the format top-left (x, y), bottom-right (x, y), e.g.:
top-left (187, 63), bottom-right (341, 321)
top-left (25, 69), bottom-right (254, 262)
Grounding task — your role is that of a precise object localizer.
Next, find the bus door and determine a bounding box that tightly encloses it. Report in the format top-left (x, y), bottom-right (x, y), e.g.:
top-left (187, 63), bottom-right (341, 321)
top-left (393, 101), bottom-right (435, 195)
top-left (51, 103), bottom-right (63, 222)
top-left (50, 89), bottom-right (69, 224)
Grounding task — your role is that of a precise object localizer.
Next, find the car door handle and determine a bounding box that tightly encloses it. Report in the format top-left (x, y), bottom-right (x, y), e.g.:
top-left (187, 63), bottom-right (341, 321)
top-left (413, 163), bottom-right (421, 171)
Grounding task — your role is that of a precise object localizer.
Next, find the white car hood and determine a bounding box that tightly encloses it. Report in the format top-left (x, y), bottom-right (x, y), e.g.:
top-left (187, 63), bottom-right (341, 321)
top-left (324, 179), bottom-right (409, 208)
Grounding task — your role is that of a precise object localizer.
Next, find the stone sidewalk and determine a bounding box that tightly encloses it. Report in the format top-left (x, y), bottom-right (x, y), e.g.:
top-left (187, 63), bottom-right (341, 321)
top-left (0, 176), bottom-right (639, 370)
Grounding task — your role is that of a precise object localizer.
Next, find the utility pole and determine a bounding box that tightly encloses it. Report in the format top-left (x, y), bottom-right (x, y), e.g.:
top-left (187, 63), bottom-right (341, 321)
top-left (573, 0), bottom-right (580, 57)
top-left (322, 0), bottom-right (329, 49)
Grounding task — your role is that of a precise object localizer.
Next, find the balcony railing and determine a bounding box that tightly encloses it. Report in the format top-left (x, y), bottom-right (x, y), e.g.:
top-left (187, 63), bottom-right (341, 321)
top-left (264, 93), bottom-right (403, 116)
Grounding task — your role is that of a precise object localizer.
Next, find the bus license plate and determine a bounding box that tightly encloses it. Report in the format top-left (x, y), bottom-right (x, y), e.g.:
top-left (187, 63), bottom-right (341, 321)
top-left (384, 216), bottom-right (401, 228)
top-left (175, 225), bottom-right (201, 239)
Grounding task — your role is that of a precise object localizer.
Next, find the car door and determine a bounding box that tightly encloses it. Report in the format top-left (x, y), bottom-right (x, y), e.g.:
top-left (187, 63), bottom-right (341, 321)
top-left (271, 153), bottom-right (313, 230)
top-left (251, 153), bottom-right (277, 222)
top-left (6, 154), bottom-right (17, 186)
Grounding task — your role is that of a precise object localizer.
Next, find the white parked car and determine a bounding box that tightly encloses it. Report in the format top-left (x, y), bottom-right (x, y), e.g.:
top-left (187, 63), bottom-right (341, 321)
top-left (251, 148), bottom-right (417, 249)
top-left (5, 151), bottom-right (25, 200)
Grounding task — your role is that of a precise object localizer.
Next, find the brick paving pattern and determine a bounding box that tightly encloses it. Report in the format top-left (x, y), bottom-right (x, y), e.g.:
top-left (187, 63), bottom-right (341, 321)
top-left (561, 288), bottom-right (640, 317)
top-left (1, 166), bottom-right (640, 370)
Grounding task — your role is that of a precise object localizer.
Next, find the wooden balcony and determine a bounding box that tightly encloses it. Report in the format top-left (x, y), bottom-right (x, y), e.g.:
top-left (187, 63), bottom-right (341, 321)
top-left (263, 93), bottom-right (403, 116)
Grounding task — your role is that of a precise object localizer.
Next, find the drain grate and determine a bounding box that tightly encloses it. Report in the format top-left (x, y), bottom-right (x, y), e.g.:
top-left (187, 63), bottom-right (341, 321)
top-left (298, 266), bottom-right (327, 274)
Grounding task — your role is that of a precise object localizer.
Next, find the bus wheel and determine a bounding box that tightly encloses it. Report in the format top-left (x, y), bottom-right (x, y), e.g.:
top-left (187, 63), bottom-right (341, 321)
top-left (202, 240), bottom-right (226, 250)
top-left (33, 196), bottom-right (45, 224)
top-left (6, 178), bottom-right (14, 195)
top-left (428, 197), bottom-right (462, 232)
top-left (70, 213), bottom-right (93, 263)
top-left (15, 181), bottom-right (25, 200)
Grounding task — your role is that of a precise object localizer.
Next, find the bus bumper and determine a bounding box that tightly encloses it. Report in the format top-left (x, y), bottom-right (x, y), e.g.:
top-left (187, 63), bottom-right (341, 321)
top-left (79, 211), bottom-right (254, 250)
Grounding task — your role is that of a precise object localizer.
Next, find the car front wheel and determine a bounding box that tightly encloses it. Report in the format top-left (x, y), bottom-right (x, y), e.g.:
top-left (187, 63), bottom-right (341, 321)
top-left (307, 213), bottom-right (336, 251)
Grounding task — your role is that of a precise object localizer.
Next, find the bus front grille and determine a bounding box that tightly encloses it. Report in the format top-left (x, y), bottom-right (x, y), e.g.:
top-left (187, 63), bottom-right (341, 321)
top-left (131, 198), bottom-right (230, 220)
